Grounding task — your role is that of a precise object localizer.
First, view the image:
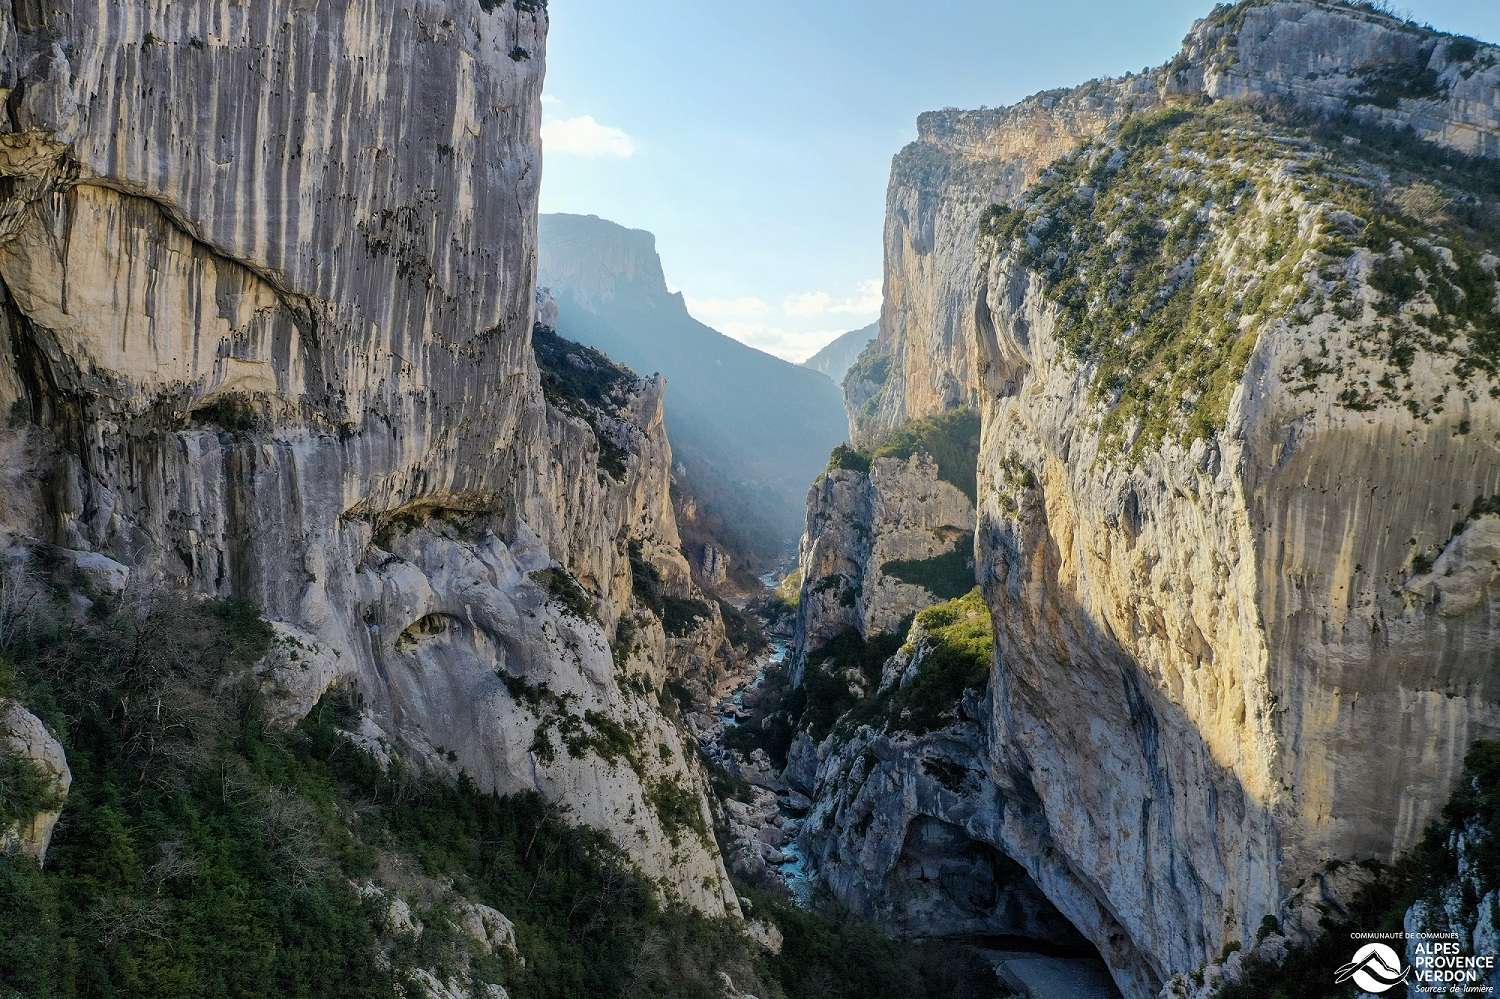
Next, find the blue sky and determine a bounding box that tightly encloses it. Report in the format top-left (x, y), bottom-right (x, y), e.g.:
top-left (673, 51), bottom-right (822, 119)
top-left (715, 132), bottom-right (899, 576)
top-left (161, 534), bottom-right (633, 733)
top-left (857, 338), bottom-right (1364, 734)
top-left (539, 0), bottom-right (1500, 362)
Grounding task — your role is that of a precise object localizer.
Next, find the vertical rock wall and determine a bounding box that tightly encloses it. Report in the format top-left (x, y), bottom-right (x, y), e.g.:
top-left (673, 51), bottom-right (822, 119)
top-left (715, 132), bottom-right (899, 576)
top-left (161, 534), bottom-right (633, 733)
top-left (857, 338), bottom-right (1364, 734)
top-left (0, 1), bottom-right (739, 915)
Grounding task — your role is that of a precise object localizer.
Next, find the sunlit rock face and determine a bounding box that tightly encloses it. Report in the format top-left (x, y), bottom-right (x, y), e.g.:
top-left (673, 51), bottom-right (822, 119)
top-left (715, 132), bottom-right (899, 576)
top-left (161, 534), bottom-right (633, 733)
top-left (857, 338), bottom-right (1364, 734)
top-left (838, 2), bottom-right (1500, 994)
top-left (792, 452), bottom-right (974, 672)
top-left (969, 99), bottom-right (1500, 999)
top-left (0, 1), bottom-right (739, 915)
top-left (856, 0), bottom-right (1500, 445)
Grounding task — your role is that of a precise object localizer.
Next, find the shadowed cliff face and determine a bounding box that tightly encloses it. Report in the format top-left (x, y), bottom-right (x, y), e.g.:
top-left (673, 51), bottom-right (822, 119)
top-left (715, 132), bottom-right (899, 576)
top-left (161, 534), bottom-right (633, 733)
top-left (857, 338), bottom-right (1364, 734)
top-left (0, 1), bottom-right (743, 915)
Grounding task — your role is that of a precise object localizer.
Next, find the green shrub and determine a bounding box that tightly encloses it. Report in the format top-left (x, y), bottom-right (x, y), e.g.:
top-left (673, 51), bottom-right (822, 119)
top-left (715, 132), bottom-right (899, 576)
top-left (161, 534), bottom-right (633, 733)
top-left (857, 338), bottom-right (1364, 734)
top-left (825, 444), bottom-right (871, 476)
top-left (883, 590), bottom-right (994, 735)
top-left (869, 409), bottom-right (981, 504)
top-left (531, 567), bottom-right (597, 620)
top-left (0, 749), bottom-right (61, 830)
top-left (647, 776), bottom-right (708, 847)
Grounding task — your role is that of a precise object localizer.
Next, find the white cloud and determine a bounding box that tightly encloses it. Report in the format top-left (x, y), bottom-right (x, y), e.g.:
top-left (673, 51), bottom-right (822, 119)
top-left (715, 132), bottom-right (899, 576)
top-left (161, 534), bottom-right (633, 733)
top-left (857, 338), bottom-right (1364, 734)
top-left (782, 278), bottom-right (882, 318)
top-left (541, 94), bottom-right (563, 106)
top-left (715, 322), bottom-right (848, 364)
top-left (542, 115), bottom-right (638, 159)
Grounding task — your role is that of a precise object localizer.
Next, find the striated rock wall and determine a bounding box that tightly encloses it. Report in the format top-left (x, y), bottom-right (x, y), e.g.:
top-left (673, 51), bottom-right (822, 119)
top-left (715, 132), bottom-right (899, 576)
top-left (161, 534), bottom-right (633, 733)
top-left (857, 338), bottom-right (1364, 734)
top-left (966, 105), bottom-right (1500, 993)
top-left (0, 1), bottom-right (739, 915)
top-left (857, 74), bottom-right (1160, 443)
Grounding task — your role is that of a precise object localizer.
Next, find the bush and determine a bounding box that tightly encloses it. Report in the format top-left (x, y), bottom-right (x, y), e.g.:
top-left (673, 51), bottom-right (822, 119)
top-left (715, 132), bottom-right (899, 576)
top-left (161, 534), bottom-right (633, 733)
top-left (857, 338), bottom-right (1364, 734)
top-left (0, 749), bottom-right (62, 830)
top-left (825, 444), bottom-right (871, 476)
top-left (869, 409), bottom-right (981, 504)
top-left (531, 567), bottom-right (597, 620)
top-left (882, 590), bottom-right (993, 735)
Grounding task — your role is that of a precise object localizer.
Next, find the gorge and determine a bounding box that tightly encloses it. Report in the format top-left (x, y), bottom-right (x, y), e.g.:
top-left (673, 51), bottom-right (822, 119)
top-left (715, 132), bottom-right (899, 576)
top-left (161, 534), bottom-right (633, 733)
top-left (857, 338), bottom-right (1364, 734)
top-left (1, 2), bottom-right (1499, 998)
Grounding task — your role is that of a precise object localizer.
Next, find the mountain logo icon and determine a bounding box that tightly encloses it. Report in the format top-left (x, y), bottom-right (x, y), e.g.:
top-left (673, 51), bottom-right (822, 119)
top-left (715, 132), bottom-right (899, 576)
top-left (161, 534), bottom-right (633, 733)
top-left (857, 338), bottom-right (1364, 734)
top-left (1334, 943), bottom-right (1410, 993)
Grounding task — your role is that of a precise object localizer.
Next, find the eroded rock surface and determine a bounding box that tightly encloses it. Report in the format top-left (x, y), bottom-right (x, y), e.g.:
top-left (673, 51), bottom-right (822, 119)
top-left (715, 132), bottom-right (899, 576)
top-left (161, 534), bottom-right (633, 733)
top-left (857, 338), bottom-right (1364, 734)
top-left (793, 452), bottom-right (974, 668)
top-left (0, 700), bottom-right (70, 865)
top-left (0, 0), bottom-right (739, 915)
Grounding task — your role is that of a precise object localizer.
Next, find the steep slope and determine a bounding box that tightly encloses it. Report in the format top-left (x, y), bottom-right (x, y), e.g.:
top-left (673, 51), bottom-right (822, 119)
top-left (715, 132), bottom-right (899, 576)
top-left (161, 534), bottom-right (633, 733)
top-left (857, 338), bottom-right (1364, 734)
top-left (0, 0), bottom-right (741, 919)
top-left (790, 3), bottom-right (1500, 996)
top-left (802, 322), bottom-right (879, 387)
top-left (538, 213), bottom-right (849, 565)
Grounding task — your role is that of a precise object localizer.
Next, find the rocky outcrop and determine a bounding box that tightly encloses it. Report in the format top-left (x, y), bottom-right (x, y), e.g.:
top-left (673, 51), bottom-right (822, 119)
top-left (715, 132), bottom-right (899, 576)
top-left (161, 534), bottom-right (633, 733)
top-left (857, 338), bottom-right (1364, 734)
top-left (855, 0), bottom-right (1500, 444)
top-left (793, 452), bottom-right (974, 669)
top-left (795, 690), bottom-right (1077, 942)
top-left (0, 700), bottom-right (70, 865)
top-left (857, 74), bottom-right (1160, 443)
top-left (0, 1), bottom-right (741, 916)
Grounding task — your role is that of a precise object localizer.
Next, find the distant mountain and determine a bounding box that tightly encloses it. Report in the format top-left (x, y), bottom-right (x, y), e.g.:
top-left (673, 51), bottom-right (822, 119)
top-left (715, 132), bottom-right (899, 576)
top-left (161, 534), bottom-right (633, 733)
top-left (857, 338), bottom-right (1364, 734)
top-left (802, 321), bottom-right (879, 385)
top-left (538, 213), bottom-right (849, 567)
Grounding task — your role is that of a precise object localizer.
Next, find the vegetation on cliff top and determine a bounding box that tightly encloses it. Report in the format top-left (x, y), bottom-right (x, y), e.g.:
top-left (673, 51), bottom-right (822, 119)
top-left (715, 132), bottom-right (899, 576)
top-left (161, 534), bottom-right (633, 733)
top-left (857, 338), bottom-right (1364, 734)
top-left (982, 104), bottom-right (1500, 454)
top-left (833, 589), bottom-right (995, 738)
top-left (823, 409), bottom-right (981, 503)
top-left (533, 322), bottom-right (637, 480)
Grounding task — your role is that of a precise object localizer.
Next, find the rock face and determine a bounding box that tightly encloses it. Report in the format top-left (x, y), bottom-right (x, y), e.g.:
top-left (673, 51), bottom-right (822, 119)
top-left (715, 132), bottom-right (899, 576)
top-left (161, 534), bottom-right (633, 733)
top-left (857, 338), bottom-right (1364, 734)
top-left (853, 0), bottom-right (1500, 444)
top-left (0, 701), bottom-right (70, 865)
top-left (806, 2), bottom-right (1500, 995)
top-left (793, 453), bottom-right (974, 668)
top-left (0, 1), bottom-right (739, 915)
top-left (971, 101), bottom-right (1500, 996)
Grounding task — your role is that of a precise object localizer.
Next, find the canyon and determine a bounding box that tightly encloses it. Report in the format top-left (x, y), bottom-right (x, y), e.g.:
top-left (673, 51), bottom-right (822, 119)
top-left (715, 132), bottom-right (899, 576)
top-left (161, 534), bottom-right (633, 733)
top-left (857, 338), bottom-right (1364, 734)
top-left (1, 1), bottom-right (1499, 998)
top-left (783, 1), bottom-right (1500, 997)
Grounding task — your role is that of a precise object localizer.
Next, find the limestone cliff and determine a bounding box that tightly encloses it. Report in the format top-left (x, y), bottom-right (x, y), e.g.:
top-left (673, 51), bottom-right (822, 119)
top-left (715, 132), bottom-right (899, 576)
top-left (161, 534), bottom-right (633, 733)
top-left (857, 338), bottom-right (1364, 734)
top-left (0, 0), bottom-right (738, 916)
top-left (793, 449), bottom-right (975, 671)
top-left (801, 2), bottom-right (1500, 995)
top-left (854, 0), bottom-right (1500, 444)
